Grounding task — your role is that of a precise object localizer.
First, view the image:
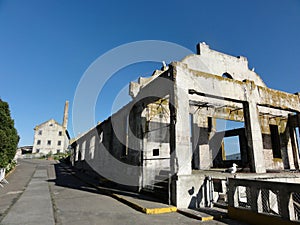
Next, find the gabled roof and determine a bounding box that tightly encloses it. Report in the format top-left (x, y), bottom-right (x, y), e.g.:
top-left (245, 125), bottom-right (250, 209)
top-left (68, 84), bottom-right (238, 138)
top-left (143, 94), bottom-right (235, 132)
top-left (34, 118), bottom-right (63, 130)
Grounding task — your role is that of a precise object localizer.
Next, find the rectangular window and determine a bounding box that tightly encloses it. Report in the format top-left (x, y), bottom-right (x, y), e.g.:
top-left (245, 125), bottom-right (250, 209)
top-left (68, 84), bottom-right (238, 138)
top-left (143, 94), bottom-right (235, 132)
top-left (208, 117), bottom-right (212, 133)
top-left (270, 125), bottom-right (281, 158)
top-left (57, 140), bottom-right (61, 146)
top-left (122, 115), bottom-right (129, 157)
top-left (36, 149), bottom-right (40, 153)
top-left (37, 140), bottom-right (41, 145)
top-left (38, 130), bottom-right (42, 135)
top-left (58, 131), bottom-right (62, 136)
top-left (47, 140), bottom-right (51, 145)
top-left (153, 148), bottom-right (159, 156)
top-left (57, 149), bottom-right (60, 154)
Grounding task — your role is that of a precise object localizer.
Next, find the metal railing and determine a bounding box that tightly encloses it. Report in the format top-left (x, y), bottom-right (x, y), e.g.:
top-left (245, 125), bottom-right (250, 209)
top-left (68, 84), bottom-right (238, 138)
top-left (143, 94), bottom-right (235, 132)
top-left (228, 178), bottom-right (300, 222)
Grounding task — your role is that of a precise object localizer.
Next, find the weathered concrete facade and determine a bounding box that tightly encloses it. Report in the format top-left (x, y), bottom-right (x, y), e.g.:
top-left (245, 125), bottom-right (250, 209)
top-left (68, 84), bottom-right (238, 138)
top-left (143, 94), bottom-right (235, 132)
top-left (32, 101), bottom-right (69, 156)
top-left (32, 119), bottom-right (69, 155)
top-left (71, 43), bottom-right (300, 208)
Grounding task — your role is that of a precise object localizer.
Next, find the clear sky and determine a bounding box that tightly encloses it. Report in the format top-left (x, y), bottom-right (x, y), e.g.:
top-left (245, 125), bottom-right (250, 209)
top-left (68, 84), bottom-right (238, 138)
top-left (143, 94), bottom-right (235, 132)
top-left (0, 0), bottom-right (299, 146)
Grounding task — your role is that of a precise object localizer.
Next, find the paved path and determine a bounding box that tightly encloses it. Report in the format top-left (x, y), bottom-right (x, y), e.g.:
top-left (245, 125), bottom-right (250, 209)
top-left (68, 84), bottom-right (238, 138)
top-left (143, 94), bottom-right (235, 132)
top-left (1, 164), bottom-right (54, 225)
top-left (0, 159), bottom-right (248, 225)
top-left (0, 159), bottom-right (48, 222)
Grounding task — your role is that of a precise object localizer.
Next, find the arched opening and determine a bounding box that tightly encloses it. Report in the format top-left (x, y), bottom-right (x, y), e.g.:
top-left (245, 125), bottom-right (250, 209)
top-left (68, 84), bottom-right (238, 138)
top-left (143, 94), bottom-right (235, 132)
top-left (222, 72), bottom-right (233, 79)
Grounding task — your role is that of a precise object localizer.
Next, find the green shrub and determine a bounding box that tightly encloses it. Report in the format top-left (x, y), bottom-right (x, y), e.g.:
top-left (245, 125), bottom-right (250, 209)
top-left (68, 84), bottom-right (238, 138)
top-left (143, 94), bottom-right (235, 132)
top-left (0, 99), bottom-right (19, 168)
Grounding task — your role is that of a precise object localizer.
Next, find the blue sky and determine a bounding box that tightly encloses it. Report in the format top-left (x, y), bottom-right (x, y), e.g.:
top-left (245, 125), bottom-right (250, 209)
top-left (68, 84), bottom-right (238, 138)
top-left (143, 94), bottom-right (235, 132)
top-left (0, 0), bottom-right (299, 146)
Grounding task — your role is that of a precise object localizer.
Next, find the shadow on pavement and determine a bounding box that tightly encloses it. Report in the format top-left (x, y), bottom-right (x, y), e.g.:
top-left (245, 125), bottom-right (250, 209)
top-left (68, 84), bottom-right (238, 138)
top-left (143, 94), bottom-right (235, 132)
top-left (48, 160), bottom-right (165, 205)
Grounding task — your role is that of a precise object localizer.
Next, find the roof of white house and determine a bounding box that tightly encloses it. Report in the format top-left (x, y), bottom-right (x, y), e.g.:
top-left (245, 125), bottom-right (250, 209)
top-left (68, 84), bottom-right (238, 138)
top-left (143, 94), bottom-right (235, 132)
top-left (34, 118), bottom-right (63, 131)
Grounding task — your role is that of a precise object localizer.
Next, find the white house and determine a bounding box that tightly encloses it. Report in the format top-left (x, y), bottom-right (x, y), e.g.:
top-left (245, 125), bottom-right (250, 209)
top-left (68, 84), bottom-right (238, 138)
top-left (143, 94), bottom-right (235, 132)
top-left (32, 101), bottom-right (69, 155)
top-left (32, 119), bottom-right (69, 155)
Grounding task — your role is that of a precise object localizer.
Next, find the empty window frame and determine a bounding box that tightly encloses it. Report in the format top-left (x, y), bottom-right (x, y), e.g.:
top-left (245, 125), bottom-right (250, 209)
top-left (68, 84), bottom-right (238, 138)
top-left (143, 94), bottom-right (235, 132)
top-left (270, 125), bottom-right (281, 158)
top-left (223, 136), bottom-right (241, 160)
top-left (47, 140), bottom-right (51, 145)
top-left (153, 148), bottom-right (159, 156)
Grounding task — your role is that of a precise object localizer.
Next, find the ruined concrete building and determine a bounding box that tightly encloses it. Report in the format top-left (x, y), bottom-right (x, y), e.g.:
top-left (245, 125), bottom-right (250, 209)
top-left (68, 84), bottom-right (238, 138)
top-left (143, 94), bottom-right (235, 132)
top-left (71, 43), bottom-right (300, 208)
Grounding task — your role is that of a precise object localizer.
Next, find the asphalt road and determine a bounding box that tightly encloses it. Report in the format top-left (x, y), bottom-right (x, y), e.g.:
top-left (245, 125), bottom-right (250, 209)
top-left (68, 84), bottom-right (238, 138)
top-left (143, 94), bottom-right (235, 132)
top-left (0, 159), bottom-right (246, 225)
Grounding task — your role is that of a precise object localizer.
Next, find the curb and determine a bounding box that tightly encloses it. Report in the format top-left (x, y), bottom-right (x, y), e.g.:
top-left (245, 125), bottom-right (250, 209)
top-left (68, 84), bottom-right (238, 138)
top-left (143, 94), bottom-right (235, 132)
top-left (112, 193), bottom-right (177, 214)
top-left (177, 209), bottom-right (214, 221)
top-left (5, 166), bottom-right (17, 179)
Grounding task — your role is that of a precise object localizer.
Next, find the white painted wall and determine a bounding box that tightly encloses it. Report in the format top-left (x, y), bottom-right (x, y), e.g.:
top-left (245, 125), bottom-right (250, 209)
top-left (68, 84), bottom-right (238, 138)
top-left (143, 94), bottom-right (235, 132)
top-left (32, 119), bottom-right (68, 155)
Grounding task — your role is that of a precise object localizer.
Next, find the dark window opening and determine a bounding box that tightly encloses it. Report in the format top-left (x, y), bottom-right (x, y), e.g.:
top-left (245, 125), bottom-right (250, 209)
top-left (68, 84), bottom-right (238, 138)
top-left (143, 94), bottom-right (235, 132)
top-left (208, 117), bottom-right (212, 133)
top-left (153, 148), bottom-right (159, 156)
top-left (58, 131), bottom-right (62, 136)
top-left (122, 115), bottom-right (129, 157)
top-left (47, 140), bottom-right (51, 145)
top-left (36, 149), bottom-right (40, 153)
top-left (270, 125), bottom-right (281, 158)
top-left (37, 140), bottom-right (41, 145)
top-left (57, 140), bottom-right (61, 146)
top-left (38, 130), bottom-right (42, 135)
top-left (222, 72), bottom-right (233, 79)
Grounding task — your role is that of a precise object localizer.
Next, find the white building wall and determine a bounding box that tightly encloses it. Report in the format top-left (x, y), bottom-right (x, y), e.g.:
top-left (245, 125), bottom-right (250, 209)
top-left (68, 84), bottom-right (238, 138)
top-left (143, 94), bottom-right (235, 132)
top-left (32, 119), bottom-right (68, 155)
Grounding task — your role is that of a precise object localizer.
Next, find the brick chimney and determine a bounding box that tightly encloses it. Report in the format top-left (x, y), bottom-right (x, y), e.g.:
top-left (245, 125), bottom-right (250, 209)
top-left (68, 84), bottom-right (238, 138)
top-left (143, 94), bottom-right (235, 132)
top-left (62, 101), bottom-right (69, 130)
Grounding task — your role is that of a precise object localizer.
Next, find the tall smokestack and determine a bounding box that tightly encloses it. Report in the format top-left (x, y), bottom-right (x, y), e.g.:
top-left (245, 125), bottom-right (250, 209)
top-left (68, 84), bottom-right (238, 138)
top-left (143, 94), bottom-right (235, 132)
top-left (62, 100), bottom-right (69, 129)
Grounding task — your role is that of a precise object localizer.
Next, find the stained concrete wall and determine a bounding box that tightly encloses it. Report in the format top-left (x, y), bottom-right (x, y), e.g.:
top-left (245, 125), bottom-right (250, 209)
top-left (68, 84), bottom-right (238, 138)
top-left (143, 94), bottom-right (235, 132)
top-left (72, 105), bottom-right (142, 189)
top-left (182, 42), bottom-right (266, 87)
top-left (72, 71), bottom-right (174, 190)
top-left (72, 42), bottom-right (300, 208)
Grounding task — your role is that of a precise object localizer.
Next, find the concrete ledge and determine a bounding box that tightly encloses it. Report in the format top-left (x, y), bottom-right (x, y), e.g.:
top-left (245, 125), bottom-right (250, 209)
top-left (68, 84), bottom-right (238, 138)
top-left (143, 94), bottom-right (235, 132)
top-left (228, 206), bottom-right (300, 225)
top-left (112, 193), bottom-right (177, 214)
top-left (145, 207), bottom-right (177, 214)
top-left (177, 208), bottom-right (214, 221)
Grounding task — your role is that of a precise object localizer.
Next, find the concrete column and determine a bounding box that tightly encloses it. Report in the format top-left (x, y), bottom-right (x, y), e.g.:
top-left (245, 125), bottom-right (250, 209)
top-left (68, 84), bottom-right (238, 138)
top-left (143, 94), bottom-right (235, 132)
top-left (288, 120), bottom-right (299, 170)
top-left (130, 103), bottom-right (144, 191)
top-left (173, 83), bottom-right (192, 175)
top-left (169, 89), bottom-right (177, 176)
top-left (278, 189), bottom-right (292, 220)
top-left (243, 80), bottom-right (266, 173)
top-left (250, 187), bottom-right (259, 212)
top-left (227, 179), bottom-right (238, 207)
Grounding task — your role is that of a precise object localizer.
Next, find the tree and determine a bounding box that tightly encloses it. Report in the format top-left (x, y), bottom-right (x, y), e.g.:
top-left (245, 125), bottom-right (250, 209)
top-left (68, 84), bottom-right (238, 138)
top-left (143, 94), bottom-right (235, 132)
top-left (0, 99), bottom-right (19, 168)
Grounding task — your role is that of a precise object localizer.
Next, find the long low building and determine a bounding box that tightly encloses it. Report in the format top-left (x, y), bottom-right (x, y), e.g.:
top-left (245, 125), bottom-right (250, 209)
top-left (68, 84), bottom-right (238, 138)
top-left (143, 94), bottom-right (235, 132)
top-left (70, 42), bottom-right (300, 208)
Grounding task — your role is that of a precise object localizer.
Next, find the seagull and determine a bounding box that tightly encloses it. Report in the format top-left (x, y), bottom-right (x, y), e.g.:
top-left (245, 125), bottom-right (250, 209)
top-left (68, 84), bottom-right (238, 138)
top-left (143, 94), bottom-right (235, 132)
top-left (161, 61), bottom-right (169, 71)
top-left (226, 163), bottom-right (238, 174)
